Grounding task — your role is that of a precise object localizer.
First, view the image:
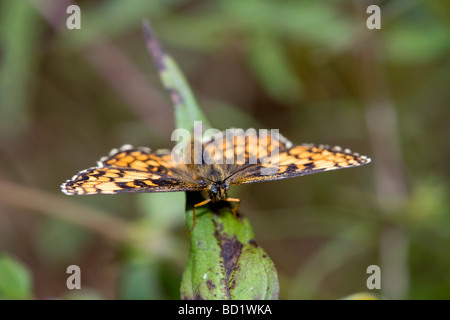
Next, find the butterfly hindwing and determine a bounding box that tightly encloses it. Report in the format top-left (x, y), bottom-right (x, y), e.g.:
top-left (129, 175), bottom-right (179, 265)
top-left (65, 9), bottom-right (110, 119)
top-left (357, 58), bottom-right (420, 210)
top-left (61, 167), bottom-right (204, 195)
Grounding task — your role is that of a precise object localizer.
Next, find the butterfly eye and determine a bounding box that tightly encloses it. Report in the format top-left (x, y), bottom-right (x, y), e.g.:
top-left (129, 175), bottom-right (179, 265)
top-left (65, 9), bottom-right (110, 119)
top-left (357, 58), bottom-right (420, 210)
top-left (210, 185), bottom-right (217, 193)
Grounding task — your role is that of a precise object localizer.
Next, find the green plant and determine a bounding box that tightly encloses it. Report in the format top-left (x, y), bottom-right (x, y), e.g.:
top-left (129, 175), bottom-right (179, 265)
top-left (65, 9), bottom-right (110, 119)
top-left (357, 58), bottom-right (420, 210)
top-left (142, 21), bottom-right (279, 300)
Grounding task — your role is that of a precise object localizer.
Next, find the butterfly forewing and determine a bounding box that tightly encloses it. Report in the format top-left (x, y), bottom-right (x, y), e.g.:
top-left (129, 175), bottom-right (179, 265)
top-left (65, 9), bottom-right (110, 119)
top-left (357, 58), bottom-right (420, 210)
top-left (228, 142), bottom-right (371, 185)
top-left (61, 145), bottom-right (204, 195)
top-left (98, 145), bottom-right (175, 174)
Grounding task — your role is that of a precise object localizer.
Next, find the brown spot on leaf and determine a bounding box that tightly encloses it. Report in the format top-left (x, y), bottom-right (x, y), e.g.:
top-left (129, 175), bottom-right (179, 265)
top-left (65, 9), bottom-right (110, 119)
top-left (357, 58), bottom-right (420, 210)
top-left (207, 280), bottom-right (216, 290)
top-left (230, 279), bottom-right (236, 290)
top-left (248, 239), bottom-right (258, 248)
top-left (219, 235), bottom-right (243, 280)
top-left (194, 293), bottom-right (205, 300)
top-left (181, 293), bottom-right (205, 300)
top-left (213, 218), bottom-right (244, 298)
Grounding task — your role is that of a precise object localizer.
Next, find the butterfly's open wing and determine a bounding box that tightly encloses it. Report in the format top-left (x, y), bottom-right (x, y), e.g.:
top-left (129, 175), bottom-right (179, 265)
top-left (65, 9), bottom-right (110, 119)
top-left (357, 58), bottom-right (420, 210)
top-left (218, 131), bottom-right (371, 185)
top-left (61, 145), bottom-right (204, 195)
top-left (97, 144), bottom-right (174, 174)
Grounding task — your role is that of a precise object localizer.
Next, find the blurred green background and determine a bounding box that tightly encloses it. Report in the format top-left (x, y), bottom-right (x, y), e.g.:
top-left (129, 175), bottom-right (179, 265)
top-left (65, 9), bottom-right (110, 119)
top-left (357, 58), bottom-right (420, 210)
top-left (0, 0), bottom-right (449, 300)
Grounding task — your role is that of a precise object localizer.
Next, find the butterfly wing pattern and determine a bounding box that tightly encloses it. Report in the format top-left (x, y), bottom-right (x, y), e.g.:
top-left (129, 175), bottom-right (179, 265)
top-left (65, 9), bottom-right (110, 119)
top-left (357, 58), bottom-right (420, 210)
top-left (61, 130), bottom-right (371, 196)
top-left (193, 129), bottom-right (370, 185)
top-left (225, 132), bottom-right (371, 185)
top-left (61, 145), bottom-right (205, 195)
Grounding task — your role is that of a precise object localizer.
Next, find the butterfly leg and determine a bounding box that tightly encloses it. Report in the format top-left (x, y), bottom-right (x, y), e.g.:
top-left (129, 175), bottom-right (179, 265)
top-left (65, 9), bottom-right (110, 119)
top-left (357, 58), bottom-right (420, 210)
top-left (188, 198), bottom-right (212, 235)
top-left (225, 198), bottom-right (241, 219)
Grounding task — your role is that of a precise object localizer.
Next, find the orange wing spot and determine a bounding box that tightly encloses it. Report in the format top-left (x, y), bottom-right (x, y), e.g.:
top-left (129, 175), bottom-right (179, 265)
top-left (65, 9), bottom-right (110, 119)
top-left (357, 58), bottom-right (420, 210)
top-left (249, 142), bottom-right (258, 153)
top-left (311, 153), bottom-right (326, 160)
top-left (279, 156), bottom-right (298, 166)
top-left (123, 171), bottom-right (155, 180)
top-left (114, 177), bottom-right (129, 182)
top-left (112, 161), bottom-right (129, 167)
top-left (235, 146), bottom-right (245, 155)
top-left (127, 182), bottom-right (137, 188)
top-left (121, 155), bottom-right (136, 164)
top-left (131, 151), bottom-right (142, 157)
top-left (144, 180), bottom-right (158, 186)
top-left (288, 146), bottom-right (304, 155)
top-left (325, 155), bottom-right (340, 161)
top-left (159, 154), bottom-right (172, 161)
top-left (337, 161), bottom-right (349, 167)
top-left (276, 166), bottom-right (287, 174)
top-left (137, 154), bottom-right (149, 161)
top-left (97, 182), bottom-right (123, 191)
top-left (299, 151), bottom-right (312, 159)
top-left (85, 187), bottom-right (97, 193)
top-left (145, 160), bottom-right (160, 167)
top-left (225, 145), bottom-right (234, 159)
top-left (312, 160), bottom-right (335, 168)
top-left (130, 160), bottom-right (149, 170)
top-left (115, 152), bottom-right (127, 159)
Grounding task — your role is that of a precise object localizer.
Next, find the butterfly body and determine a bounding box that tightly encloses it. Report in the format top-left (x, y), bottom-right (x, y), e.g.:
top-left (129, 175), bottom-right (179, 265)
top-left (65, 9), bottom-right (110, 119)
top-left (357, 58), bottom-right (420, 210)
top-left (202, 180), bottom-right (228, 202)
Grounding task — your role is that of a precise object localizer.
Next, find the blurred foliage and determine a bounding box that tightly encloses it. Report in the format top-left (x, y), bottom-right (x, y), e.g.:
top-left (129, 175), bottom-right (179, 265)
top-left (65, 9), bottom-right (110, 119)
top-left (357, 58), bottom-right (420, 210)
top-left (0, 254), bottom-right (33, 299)
top-left (0, 0), bottom-right (449, 300)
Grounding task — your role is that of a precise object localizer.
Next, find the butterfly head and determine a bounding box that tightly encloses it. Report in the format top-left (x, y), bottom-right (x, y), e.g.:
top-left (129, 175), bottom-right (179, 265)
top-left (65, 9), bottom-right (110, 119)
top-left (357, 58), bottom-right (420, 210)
top-left (208, 181), bottom-right (229, 202)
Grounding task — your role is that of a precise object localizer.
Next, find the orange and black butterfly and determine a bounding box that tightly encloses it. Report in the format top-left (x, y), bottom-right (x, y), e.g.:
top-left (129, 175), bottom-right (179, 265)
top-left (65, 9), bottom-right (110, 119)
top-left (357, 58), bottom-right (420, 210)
top-left (62, 129), bottom-right (371, 227)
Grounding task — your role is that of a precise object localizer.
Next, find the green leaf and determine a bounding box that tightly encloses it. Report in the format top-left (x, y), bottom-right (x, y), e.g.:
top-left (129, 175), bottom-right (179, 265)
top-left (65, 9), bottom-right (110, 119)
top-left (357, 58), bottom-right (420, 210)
top-left (180, 193), bottom-right (279, 300)
top-left (0, 254), bottom-right (33, 300)
top-left (0, 0), bottom-right (41, 140)
top-left (246, 30), bottom-right (303, 103)
top-left (143, 21), bottom-right (211, 131)
top-left (386, 22), bottom-right (449, 64)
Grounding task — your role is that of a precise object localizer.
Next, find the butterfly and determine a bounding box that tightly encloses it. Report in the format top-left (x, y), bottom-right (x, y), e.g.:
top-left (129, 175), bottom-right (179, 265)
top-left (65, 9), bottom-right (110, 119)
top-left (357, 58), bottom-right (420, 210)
top-left (61, 129), bottom-right (371, 229)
